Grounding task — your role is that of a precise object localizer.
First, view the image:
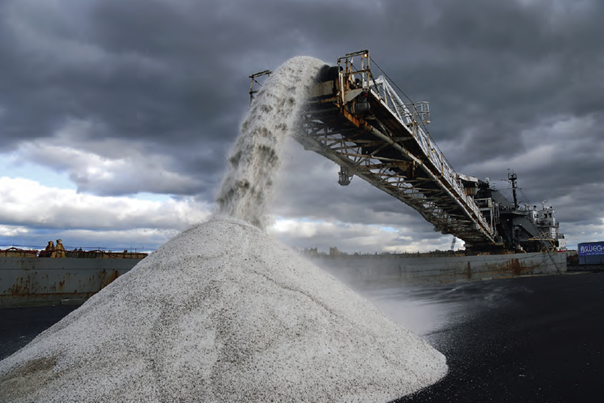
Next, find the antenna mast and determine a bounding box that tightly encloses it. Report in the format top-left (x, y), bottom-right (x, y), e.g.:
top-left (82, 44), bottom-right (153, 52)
top-left (508, 172), bottom-right (518, 210)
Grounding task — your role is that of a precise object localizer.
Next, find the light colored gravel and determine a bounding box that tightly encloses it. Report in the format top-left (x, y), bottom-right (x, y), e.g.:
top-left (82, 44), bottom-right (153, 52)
top-left (0, 218), bottom-right (447, 402)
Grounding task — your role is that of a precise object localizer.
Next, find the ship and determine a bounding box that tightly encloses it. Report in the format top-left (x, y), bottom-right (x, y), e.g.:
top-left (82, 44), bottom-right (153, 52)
top-left (474, 173), bottom-right (566, 253)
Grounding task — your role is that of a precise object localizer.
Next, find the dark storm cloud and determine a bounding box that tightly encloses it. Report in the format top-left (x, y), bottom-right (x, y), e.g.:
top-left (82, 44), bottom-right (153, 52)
top-left (359, 0), bottom-right (604, 174)
top-left (0, 0), bottom-right (378, 197)
top-left (1, 0), bottom-right (603, 249)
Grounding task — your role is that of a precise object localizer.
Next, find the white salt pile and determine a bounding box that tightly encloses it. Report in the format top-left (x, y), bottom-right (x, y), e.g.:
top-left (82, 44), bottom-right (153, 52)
top-left (0, 55), bottom-right (447, 402)
top-left (0, 218), bottom-right (447, 402)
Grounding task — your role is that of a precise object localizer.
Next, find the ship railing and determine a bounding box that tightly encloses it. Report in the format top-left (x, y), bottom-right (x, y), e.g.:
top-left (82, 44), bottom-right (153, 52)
top-left (364, 75), bottom-right (492, 235)
top-left (317, 50), bottom-right (495, 239)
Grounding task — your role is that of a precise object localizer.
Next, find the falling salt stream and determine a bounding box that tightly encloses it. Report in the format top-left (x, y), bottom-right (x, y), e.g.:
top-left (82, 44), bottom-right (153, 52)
top-left (0, 56), bottom-right (447, 402)
top-left (215, 57), bottom-right (319, 231)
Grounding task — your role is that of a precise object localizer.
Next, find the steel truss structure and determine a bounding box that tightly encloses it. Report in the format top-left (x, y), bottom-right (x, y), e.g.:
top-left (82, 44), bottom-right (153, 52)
top-left (294, 50), bottom-right (501, 250)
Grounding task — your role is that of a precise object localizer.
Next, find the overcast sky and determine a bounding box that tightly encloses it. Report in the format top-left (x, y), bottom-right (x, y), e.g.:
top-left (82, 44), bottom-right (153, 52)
top-left (1, 0), bottom-right (602, 253)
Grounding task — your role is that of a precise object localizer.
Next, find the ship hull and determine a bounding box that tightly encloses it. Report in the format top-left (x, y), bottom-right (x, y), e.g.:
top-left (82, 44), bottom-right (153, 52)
top-left (310, 251), bottom-right (567, 286)
top-left (1, 252), bottom-right (567, 307)
top-left (0, 257), bottom-right (142, 308)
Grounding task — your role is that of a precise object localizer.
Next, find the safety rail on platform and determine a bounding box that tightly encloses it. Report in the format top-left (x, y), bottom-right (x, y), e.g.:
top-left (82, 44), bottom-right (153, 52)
top-left (247, 50), bottom-right (500, 248)
top-left (335, 51), bottom-right (495, 241)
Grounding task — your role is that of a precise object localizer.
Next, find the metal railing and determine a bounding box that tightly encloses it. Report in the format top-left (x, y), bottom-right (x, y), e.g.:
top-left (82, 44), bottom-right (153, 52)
top-left (318, 51), bottom-right (497, 241)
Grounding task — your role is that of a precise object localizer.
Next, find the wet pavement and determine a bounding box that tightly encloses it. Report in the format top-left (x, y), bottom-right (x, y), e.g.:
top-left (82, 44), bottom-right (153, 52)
top-left (0, 304), bottom-right (80, 361)
top-left (1, 272), bottom-right (603, 402)
top-left (355, 272), bottom-right (604, 402)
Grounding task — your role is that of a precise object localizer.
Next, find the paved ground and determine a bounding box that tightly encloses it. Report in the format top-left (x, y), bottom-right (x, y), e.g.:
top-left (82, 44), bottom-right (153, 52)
top-left (0, 304), bottom-right (79, 361)
top-left (1, 272), bottom-right (603, 402)
top-left (377, 272), bottom-right (604, 402)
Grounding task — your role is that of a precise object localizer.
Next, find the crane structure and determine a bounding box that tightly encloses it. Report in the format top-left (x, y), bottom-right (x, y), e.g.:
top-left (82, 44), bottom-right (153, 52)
top-left (295, 50), bottom-right (500, 252)
top-left (249, 50), bottom-right (564, 253)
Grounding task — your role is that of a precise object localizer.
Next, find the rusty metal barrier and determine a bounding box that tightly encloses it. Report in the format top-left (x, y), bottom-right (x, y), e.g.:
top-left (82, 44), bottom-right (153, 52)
top-left (0, 257), bottom-right (144, 308)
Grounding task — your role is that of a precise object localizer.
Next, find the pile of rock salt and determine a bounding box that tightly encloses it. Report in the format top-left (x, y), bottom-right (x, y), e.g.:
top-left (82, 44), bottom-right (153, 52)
top-left (0, 218), bottom-right (446, 402)
top-left (0, 56), bottom-right (447, 402)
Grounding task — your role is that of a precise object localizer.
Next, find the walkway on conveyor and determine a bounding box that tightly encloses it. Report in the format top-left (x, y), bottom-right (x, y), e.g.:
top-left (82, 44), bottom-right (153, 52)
top-left (297, 50), bottom-right (497, 250)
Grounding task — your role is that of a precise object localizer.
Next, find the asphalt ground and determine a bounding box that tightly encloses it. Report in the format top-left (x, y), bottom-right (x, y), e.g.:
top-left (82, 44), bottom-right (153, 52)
top-left (1, 272), bottom-right (603, 402)
top-left (380, 272), bottom-right (604, 402)
top-left (0, 304), bottom-right (80, 361)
